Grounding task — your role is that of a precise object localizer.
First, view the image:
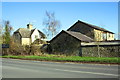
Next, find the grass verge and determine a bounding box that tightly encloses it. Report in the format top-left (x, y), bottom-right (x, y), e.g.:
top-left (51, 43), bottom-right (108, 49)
top-left (1, 54), bottom-right (119, 64)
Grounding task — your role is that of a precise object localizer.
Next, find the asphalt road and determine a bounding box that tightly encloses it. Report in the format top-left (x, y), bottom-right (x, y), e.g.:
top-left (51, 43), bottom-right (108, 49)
top-left (1, 58), bottom-right (119, 78)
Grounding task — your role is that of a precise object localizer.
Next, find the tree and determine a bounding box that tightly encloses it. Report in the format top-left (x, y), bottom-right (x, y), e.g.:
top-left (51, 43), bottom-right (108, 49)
top-left (2, 21), bottom-right (13, 44)
top-left (0, 24), bottom-right (2, 35)
top-left (0, 19), bottom-right (3, 36)
top-left (0, 21), bottom-right (2, 44)
top-left (43, 11), bottom-right (61, 40)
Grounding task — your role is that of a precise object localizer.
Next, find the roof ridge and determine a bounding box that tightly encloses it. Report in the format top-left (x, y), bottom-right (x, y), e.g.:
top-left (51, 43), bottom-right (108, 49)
top-left (63, 30), bottom-right (93, 42)
top-left (68, 20), bottom-right (114, 34)
top-left (78, 20), bottom-right (114, 33)
top-left (65, 31), bottom-right (93, 40)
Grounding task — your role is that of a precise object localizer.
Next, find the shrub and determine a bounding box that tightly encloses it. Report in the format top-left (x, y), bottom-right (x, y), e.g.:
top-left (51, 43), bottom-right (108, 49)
top-left (30, 44), bottom-right (42, 56)
top-left (5, 38), bottom-right (47, 56)
top-left (9, 42), bottom-right (30, 55)
top-left (41, 44), bottom-right (52, 54)
top-left (32, 39), bottom-right (47, 44)
top-left (9, 39), bottom-right (30, 55)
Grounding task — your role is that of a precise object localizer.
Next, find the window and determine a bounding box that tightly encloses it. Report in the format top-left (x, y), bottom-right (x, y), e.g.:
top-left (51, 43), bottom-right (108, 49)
top-left (35, 35), bottom-right (38, 39)
top-left (112, 34), bottom-right (114, 38)
top-left (102, 33), bottom-right (107, 41)
top-left (108, 33), bottom-right (111, 37)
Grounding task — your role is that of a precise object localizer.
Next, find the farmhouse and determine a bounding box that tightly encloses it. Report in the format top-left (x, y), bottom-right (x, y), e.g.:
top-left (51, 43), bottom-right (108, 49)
top-left (49, 20), bottom-right (116, 56)
top-left (13, 24), bottom-right (46, 45)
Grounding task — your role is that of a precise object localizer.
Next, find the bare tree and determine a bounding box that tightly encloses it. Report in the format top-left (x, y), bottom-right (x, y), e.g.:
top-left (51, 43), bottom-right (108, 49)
top-left (43, 11), bottom-right (61, 40)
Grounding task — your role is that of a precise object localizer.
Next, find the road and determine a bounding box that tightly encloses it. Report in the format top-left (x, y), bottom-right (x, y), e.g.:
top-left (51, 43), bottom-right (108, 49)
top-left (1, 58), bottom-right (119, 78)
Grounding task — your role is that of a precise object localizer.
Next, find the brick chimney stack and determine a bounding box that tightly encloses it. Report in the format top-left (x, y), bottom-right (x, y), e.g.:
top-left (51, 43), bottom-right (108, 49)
top-left (27, 23), bottom-right (32, 30)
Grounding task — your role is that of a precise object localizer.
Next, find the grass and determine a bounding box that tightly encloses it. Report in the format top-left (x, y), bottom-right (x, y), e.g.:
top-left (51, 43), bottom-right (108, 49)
top-left (1, 54), bottom-right (119, 64)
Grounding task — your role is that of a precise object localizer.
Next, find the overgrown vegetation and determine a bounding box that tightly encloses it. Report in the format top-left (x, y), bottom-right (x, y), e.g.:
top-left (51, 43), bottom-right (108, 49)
top-left (8, 40), bottom-right (45, 56)
top-left (1, 54), bottom-right (119, 64)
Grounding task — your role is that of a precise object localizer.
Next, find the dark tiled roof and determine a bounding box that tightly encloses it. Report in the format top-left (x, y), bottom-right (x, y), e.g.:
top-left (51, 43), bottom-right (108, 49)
top-left (31, 29), bottom-right (35, 35)
top-left (14, 28), bottom-right (46, 38)
top-left (14, 28), bottom-right (31, 38)
top-left (64, 30), bottom-right (93, 42)
top-left (38, 30), bottom-right (46, 39)
top-left (68, 20), bottom-right (114, 34)
top-left (50, 30), bottom-right (93, 43)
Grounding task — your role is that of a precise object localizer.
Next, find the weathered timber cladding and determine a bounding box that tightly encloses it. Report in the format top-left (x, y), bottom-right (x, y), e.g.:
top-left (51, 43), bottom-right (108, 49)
top-left (68, 22), bottom-right (94, 39)
top-left (50, 32), bottom-right (81, 56)
top-left (81, 45), bottom-right (120, 57)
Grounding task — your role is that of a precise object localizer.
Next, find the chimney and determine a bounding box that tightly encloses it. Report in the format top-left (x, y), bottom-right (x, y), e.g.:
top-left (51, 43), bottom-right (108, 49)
top-left (27, 23), bottom-right (32, 30)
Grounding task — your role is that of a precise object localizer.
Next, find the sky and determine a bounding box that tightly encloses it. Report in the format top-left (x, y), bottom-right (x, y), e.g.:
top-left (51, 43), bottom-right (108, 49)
top-left (2, 2), bottom-right (118, 39)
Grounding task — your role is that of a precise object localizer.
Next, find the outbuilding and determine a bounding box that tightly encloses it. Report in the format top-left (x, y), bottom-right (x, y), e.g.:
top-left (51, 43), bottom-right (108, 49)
top-left (49, 30), bottom-right (93, 56)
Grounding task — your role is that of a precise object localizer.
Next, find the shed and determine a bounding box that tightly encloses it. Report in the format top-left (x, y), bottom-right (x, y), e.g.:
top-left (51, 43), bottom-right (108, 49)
top-left (49, 30), bottom-right (93, 56)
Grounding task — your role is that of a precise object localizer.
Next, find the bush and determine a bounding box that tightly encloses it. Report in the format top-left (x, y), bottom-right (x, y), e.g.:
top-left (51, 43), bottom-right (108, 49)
top-left (8, 39), bottom-right (30, 55)
top-left (5, 38), bottom-right (47, 56)
top-left (30, 44), bottom-right (43, 56)
top-left (9, 42), bottom-right (30, 55)
top-left (32, 39), bottom-right (47, 44)
top-left (41, 44), bottom-right (52, 54)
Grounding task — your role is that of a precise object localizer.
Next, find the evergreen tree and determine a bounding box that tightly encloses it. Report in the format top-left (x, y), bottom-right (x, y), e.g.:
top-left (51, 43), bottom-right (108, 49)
top-left (3, 21), bottom-right (12, 44)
